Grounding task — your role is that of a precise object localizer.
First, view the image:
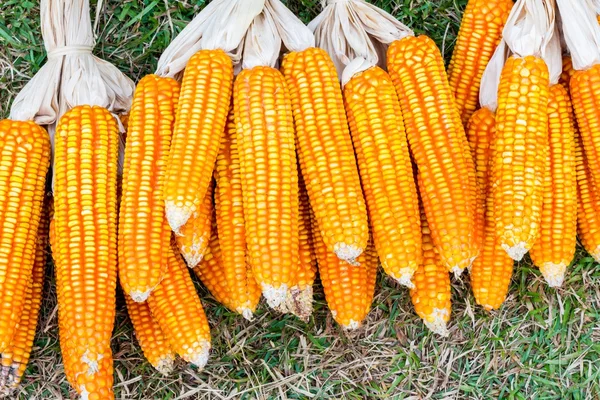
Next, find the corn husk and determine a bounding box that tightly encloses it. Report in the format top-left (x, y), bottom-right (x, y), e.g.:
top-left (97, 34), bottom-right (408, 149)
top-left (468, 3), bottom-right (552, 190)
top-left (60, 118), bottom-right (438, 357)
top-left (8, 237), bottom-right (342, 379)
top-left (557, 0), bottom-right (600, 71)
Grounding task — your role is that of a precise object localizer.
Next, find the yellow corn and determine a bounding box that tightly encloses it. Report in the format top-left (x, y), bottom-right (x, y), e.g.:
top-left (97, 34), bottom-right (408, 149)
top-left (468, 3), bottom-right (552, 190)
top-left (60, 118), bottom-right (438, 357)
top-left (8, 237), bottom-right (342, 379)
top-left (281, 47), bottom-right (369, 263)
top-left (491, 55), bottom-right (550, 260)
top-left (0, 120), bottom-right (50, 352)
top-left (125, 296), bottom-right (174, 376)
top-left (0, 195), bottom-right (50, 392)
top-left (53, 105), bottom-right (119, 399)
top-left (387, 36), bottom-right (478, 274)
top-left (448, 0), bottom-right (513, 125)
top-left (560, 56), bottom-right (575, 92)
top-left (233, 66), bottom-right (299, 309)
top-left (343, 66), bottom-right (421, 287)
top-left (119, 75), bottom-right (180, 301)
top-left (148, 241), bottom-right (211, 368)
top-left (575, 130), bottom-right (600, 261)
top-left (176, 180), bottom-right (214, 268)
top-left (212, 109), bottom-right (261, 319)
top-left (410, 204), bottom-right (451, 336)
top-left (529, 85), bottom-right (577, 287)
top-left (164, 49), bottom-right (233, 233)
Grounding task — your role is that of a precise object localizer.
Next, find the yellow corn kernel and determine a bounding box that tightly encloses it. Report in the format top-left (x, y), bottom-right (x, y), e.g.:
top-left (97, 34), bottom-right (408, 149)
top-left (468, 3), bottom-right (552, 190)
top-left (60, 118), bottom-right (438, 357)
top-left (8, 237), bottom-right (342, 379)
top-left (448, 0), bottom-right (513, 125)
top-left (0, 195), bottom-right (51, 392)
top-left (560, 56), bottom-right (575, 93)
top-left (387, 36), bottom-right (479, 274)
top-left (491, 55), bottom-right (550, 260)
top-left (164, 49), bottom-right (233, 233)
top-left (281, 47), bottom-right (369, 263)
top-left (410, 205), bottom-right (451, 336)
top-left (125, 296), bottom-right (174, 376)
top-left (343, 66), bottom-right (421, 287)
top-left (53, 105), bottom-right (118, 399)
top-left (148, 241), bottom-right (211, 368)
top-left (529, 85), bottom-right (577, 287)
top-left (575, 130), bottom-right (600, 261)
top-left (119, 75), bottom-right (180, 301)
top-left (176, 180), bottom-right (213, 268)
top-left (233, 66), bottom-right (299, 309)
top-left (0, 120), bottom-right (49, 352)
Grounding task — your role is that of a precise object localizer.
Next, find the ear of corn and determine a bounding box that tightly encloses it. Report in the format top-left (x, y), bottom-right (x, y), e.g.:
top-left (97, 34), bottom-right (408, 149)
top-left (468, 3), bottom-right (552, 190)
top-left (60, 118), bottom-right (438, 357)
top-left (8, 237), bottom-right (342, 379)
top-left (0, 120), bottom-right (50, 352)
top-left (233, 66), bottom-right (299, 309)
top-left (164, 49), bottom-right (233, 233)
top-left (387, 35), bottom-right (478, 275)
top-left (0, 194), bottom-right (50, 393)
top-left (281, 174), bottom-right (317, 321)
top-left (124, 296), bottom-right (174, 376)
top-left (410, 203), bottom-right (451, 337)
top-left (281, 47), bottom-right (369, 263)
top-left (314, 215), bottom-right (378, 330)
top-left (176, 180), bottom-right (214, 268)
top-left (148, 241), bottom-right (211, 368)
top-left (570, 64), bottom-right (600, 195)
top-left (448, 0), bottom-right (513, 126)
top-left (575, 130), bottom-right (600, 262)
top-left (53, 105), bottom-right (119, 399)
top-left (491, 55), bottom-right (550, 261)
top-left (212, 109), bottom-right (261, 319)
top-left (343, 66), bottom-right (421, 287)
top-left (529, 84), bottom-right (577, 287)
top-left (119, 74), bottom-right (180, 302)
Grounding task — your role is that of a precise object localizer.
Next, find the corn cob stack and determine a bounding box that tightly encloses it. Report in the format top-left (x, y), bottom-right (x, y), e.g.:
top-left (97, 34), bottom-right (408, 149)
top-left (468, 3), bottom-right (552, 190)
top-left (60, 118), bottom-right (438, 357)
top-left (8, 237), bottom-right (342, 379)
top-left (119, 75), bottom-right (180, 301)
top-left (0, 195), bottom-right (51, 394)
top-left (447, 0), bottom-right (513, 126)
top-left (410, 202), bottom-right (451, 337)
top-left (529, 83), bottom-right (577, 287)
top-left (148, 241), bottom-right (211, 367)
top-left (489, 0), bottom-right (554, 261)
top-left (310, 3), bottom-right (421, 287)
top-left (125, 296), bottom-right (175, 376)
top-left (176, 181), bottom-right (214, 268)
top-left (156, 0), bottom-right (265, 234)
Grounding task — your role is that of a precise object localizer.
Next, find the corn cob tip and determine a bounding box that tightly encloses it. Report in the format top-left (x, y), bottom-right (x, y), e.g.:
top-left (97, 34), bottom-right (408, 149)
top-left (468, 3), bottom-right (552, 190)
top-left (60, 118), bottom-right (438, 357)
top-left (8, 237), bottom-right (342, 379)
top-left (393, 273), bottom-right (415, 289)
top-left (280, 286), bottom-right (314, 322)
top-left (180, 249), bottom-right (205, 269)
top-left (334, 244), bottom-right (362, 265)
top-left (422, 308), bottom-right (450, 337)
top-left (239, 308), bottom-right (254, 321)
top-left (0, 363), bottom-right (18, 395)
top-left (341, 319), bottom-right (362, 330)
top-left (592, 248), bottom-right (600, 264)
top-left (129, 290), bottom-right (152, 303)
top-left (451, 266), bottom-right (465, 279)
top-left (188, 340), bottom-right (210, 369)
top-left (155, 356), bottom-right (175, 376)
top-left (539, 262), bottom-right (567, 288)
top-left (501, 242), bottom-right (528, 261)
top-left (261, 284), bottom-right (289, 309)
top-left (165, 202), bottom-right (192, 235)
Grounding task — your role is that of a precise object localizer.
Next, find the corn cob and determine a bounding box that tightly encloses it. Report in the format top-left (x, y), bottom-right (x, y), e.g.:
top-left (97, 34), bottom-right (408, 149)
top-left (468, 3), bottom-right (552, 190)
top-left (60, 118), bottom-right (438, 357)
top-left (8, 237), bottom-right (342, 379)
top-left (281, 47), bottom-right (369, 263)
top-left (314, 216), bottom-right (378, 330)
top-left (466, 107), bottom-right (496, 253)
top-left (148, 241), bottom-right (211, 367)
top-left (119, 75), bottom-right (180, 301)
top-left (212, 109), bottom-right (260, 319)
top-left (448, 0), bottom-right (513, 126)
top-left (529, 85), bottom-right (577, 287)
top-left (0, 194), bottom-right (51, 393)
top-left (491, 55), bottom-right (550, 260)
top-left (410, 204), bottom-right (451, 336)
top-left (281, 174), bottom-right (317, 321)
top-left (343, 66), bottom-right (421, 287)
top-left (164, 49), bottom-right (233, 233)
top-left (176, 181), bottom-right (214, 268)
top-left (387, 36), bottom-right (478, 274)
top-left (575, 130), bottom-right (600, 261)
top-left (124, 296), bottom-right (174, 376)
top-left (233, 66), bottom-right (299, 308)
top-left (560, 56), bottom-right (575, 92)
top-left (53, 105), bottom-right (119, 399)
top-left (0, 120), bottom-right (50, 352)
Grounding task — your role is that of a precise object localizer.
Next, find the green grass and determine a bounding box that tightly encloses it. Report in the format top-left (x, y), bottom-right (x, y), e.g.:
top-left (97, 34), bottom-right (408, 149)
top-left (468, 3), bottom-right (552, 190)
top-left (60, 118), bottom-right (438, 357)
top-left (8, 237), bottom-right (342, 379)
top-left (1, 0), bottom-right (600, 399)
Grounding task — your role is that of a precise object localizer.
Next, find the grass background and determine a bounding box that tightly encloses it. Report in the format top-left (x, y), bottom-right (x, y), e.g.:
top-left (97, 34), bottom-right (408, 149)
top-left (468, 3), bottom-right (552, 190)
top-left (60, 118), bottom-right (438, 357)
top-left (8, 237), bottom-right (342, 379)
top-left (1, 0), bottom-right (600, 399)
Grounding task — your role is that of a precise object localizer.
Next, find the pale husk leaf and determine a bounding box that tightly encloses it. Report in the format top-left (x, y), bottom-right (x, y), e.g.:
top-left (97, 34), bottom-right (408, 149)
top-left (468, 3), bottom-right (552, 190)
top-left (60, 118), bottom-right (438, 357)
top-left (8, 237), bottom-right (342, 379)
top-left (503, 0), bottom-right (555, 58)
top-left (479, 40), bottom-right (511, 112)
top-left (10, 0), bottom-right (133, 125)
top-left (308, 0), bottom-right (412, 77)
top-left (242, 10), bottom-right (281, 70)
top-left (155, 0), bottom-right (265, 78)
top-left (545, 26), bottom-right (563, 85)
top-left (265, 0), bottom-right (314, 52)
top-left (556, 0), bottom-right (600, 70)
